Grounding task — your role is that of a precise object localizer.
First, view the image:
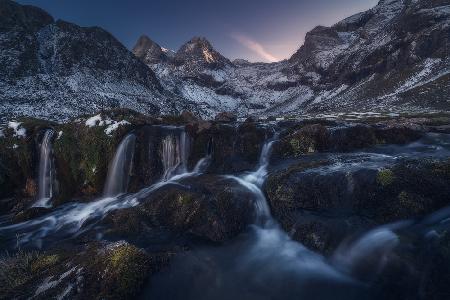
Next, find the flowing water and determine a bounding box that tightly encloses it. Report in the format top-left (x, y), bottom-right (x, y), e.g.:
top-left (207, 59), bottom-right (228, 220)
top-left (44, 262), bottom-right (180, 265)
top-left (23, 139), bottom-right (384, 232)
top-left (161, 129), bottom-right (191, 181)
top-left (2, 127), bottom-right (450, 298)
top-left (142, 132), bottom-right (450, 300)
top-left (33, 129), bottom-right (55, 208)
top-left (103, 134), bottom-right (136, 197)
top-left (0, 129), bottom-right (209, 249)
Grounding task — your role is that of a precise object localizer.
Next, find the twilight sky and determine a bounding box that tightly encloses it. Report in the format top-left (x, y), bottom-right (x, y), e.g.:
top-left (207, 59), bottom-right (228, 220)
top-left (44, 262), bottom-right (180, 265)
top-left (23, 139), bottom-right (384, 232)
top-left (17, 0), bottom-right (379, 62)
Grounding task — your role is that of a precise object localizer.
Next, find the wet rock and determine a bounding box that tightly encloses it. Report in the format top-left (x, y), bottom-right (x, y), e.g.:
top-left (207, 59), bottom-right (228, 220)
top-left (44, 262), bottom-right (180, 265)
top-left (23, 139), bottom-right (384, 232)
top-left (0, 241), bottom-right (170, 300)
top-left (189, 122), bottom-right (268, 173)
top-left (265, 158), bottom-right (450, 254)
top-left (103, 175), bottom-right (255, 244)
top-left (214, 112), bottom-right (237, 123)
top-left (273, 122), bottom-right (423, 159)
top-left (273, 124), bottom-right (328, 157)
top-left (12, 206), bottom-right (51, 223)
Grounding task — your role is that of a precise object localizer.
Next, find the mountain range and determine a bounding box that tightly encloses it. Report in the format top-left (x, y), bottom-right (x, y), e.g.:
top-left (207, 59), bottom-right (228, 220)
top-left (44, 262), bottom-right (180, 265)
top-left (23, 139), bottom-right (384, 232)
top-left (1, 0), bottom-right (449, 121)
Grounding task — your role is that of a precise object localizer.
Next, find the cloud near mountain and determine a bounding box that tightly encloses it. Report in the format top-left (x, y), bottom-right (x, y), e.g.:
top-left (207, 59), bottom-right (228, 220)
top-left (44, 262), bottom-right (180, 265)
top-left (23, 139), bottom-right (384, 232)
top-left (230, 32), bottom-right (279, 63)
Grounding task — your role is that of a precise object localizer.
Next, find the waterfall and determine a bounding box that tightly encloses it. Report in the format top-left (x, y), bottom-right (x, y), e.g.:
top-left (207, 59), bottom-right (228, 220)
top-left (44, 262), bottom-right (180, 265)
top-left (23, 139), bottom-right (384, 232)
top-left (179, 131), bottom-right (190, 174)
top-left (33, 129), bottom-right (55, 208)
top-left (103, 134), bottom-right (136, 197)
top-left (226, 135), bottom-right (278, 224)
top-left (161, 129), bottom-right (191, 181)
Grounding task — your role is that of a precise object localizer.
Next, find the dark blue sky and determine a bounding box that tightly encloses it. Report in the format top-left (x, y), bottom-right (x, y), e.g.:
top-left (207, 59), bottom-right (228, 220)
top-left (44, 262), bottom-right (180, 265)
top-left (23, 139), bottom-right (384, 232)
top-left (17, 0), bottom-right (378, 62)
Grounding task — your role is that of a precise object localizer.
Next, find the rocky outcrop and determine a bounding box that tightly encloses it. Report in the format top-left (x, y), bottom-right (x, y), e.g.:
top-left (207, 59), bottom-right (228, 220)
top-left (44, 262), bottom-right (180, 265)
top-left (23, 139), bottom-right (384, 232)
top-left (188, 121), bottom-right (269, 173)
top-left (265, 158), bottom-right (450, 254)
top-left (272, 121), bottom-right (423, 159)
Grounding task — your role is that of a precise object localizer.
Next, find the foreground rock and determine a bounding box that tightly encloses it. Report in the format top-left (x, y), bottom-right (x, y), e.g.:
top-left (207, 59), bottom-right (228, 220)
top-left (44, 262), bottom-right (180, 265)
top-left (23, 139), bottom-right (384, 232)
top-left (0, 240), bottom-right (174, 300)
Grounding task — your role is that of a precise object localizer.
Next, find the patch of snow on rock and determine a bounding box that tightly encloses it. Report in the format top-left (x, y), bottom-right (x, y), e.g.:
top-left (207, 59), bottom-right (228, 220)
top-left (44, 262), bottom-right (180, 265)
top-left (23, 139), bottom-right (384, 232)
top-left (104, 120), bottom-right (130, 136)
top-left (8, 121), bottom-right (26, 138)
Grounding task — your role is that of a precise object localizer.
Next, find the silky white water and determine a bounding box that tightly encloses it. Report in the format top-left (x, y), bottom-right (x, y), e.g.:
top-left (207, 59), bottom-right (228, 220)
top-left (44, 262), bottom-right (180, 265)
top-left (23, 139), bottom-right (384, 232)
top-left (33, 129), bottom-right (55, 208)
top-left (161, 130), bottom-right (191, 181)
top-left (103, 134), bottom-right (136, 197)
top-left (0, 140), bottom-right (210, 249)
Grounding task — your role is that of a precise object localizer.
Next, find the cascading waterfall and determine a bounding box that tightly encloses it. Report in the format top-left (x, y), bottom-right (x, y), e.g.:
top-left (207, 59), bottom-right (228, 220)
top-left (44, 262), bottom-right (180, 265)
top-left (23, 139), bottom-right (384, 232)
top-left (0, 130), bottom-right (209, 249)
top-left (103, 134), bottom-right (136, 197)
top-left (161, 129), bottom-right (191, 181)
top-left (33, 129), bottom-right (55, 208)
top-left (222, 132), bottom-right (404, 291)
top-left (161, 134), bottom-right (181, 180)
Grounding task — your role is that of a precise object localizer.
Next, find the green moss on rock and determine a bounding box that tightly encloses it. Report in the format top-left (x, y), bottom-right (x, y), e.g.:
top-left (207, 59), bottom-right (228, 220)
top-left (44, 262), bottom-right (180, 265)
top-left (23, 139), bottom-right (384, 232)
top-left (100, 244), bottom-right (150, 299)
top-left (30, 254), bottom-right (60, 273)
top-left (377, 169), bottom-right (395, 186)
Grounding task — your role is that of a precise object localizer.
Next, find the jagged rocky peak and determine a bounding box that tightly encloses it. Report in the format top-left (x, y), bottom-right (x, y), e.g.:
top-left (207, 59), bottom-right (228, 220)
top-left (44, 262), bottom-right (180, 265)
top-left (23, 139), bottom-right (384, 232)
top-left (132, 35), bottom-right (168, 64)
top-left (174, 36), bottom-right (231, 69)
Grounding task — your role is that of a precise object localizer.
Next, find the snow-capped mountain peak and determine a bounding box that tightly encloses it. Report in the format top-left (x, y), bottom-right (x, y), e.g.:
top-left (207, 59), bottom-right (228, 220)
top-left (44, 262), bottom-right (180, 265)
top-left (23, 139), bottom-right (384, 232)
top-left (173, 37), bottom-right (231, 70)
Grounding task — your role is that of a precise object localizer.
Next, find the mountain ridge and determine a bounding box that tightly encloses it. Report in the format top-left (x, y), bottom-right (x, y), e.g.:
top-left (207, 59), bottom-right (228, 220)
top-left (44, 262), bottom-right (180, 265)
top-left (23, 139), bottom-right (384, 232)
top-left (133, 0), bottom-right (450, 117)
top-left (1, 0), bottom-right (449, 122)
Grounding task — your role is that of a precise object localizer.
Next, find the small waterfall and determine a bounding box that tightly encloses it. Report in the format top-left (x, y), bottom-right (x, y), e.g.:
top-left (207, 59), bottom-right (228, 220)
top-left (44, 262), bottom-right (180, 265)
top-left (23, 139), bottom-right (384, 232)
top-left (33, 129), bottom-right (55, 208)
top-left (161, 129), bottom-right (191, 181)
top-left (103, 134), bottom-right (136, 197)
top-left (227, 135), bottom-right (278, 224)
top-left (179, 131), bottom-right (190, 173)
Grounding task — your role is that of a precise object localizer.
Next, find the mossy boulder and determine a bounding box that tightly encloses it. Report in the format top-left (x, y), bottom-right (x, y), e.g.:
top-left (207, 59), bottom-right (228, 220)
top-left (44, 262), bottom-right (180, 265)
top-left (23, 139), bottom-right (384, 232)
top-left (103, 175), bottom-right (255, 244)
top-left (95, 243), bottom-right (150, 299)
top-left (52, 114), bottom-right (134, 204)
top-left (0, 241), bottom-right (163, 300)
top-left (273, 124), bottom-right (329, 158)
top-left (265, 158), bottom-right (450, 254)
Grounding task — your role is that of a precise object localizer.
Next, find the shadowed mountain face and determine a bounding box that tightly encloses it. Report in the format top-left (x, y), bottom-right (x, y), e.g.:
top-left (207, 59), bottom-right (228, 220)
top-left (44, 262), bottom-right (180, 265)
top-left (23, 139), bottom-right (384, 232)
top-left (0, 0), bottom-right (198, 122)
top-left (134, 0), bottom-right (450, 117)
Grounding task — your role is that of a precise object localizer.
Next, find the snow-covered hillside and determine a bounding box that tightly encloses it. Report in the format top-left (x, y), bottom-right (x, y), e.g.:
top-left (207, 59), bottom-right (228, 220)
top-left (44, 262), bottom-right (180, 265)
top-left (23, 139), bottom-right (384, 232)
top-left (0, 0), bottom-right (199, 122)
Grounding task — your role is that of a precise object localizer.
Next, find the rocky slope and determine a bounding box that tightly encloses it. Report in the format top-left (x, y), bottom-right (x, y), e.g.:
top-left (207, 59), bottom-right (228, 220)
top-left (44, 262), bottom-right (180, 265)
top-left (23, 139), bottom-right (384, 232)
top-left (135, 0), bottom-right (450, 118)
top-left (0, 0), bottom-right (200, 122)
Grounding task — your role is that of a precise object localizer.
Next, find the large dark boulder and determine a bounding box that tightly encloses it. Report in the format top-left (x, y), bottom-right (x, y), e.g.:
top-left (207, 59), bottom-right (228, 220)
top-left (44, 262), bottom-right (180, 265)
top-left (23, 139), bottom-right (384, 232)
top-left (265, 158), bottom-right (450, 254)
top-left (103, 175), bottom-right (256, 244)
